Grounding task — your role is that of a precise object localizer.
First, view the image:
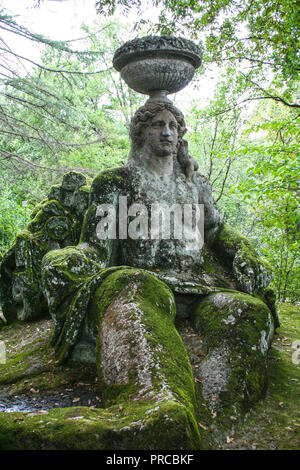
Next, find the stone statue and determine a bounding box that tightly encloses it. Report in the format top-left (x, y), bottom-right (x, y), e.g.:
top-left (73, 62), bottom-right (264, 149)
top-left (0, 36), bottom-right (279, 449)
top-left (0, 172), bottom-right (91, 323)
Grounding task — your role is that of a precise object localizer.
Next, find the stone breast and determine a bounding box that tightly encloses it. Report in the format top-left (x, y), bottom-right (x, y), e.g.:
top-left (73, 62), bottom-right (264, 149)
top-left (118, 172), bottom-right (204, 274)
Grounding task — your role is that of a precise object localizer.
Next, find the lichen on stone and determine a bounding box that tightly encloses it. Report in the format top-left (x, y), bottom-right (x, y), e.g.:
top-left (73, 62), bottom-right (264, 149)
top-left (0, 172), bottom-right (91, 324)
top-left (191, 290), bottom-right (275, 420)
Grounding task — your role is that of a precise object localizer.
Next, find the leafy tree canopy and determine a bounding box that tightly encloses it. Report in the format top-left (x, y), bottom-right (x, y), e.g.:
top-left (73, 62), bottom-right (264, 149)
top-left (96, 0), bottom-right (300, 106)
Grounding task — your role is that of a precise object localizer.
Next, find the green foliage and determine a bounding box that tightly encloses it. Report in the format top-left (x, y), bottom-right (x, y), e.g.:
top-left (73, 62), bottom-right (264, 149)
top-left (96, 0), bottom-right (300, 82)
top-left (237, 109), bottom-right (300, 302)
top-left (0, 187), bottom-right (32, 256)
top-left (186, 73), bottom-right (246, 205)
top-left (0, 16), bottom-right (141, 184)
top-left (0, 17), bottom-right (140, 254)
top-left (184, 55), bottom-right (299, 302)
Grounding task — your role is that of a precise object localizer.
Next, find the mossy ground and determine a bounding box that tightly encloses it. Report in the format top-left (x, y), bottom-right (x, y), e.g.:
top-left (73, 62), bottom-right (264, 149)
top-left (0, 303), bottom-right (299, 450)
top-left (0, 319), bottom-right (101, 397)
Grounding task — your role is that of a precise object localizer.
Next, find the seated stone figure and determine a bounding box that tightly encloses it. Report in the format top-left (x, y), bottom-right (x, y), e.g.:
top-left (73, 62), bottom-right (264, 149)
top-left (40, 100), bottom-right (279, 445)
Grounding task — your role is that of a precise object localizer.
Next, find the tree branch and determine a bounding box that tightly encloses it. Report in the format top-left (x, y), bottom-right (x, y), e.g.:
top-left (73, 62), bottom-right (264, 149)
top-left (0, 46), bottom-right (110, 75)
top-left (241, 73), bottom-right (300, 108)
top-left (0, 148), bottom-right (92, 174)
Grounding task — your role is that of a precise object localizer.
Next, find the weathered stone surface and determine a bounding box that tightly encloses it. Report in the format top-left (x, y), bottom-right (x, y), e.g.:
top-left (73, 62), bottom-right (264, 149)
top-left (0, 42), bottom-right (278, 448)
top-left (191, 291), bottom-right (275, 420)
top-left (113, 35), bottom-right (202, 70)
top-left (61, 171), bottom-right (87, 191)
top-left (38, 98), bottom-right (277, 440)
top-left (0, 310), bottom-right (205, 450)
top-left (0, 172), bottom-right (91, 324)
top-left (94, 268), bottom-right (202, 447)
top-left (0, 399), bottom-right (202, 450)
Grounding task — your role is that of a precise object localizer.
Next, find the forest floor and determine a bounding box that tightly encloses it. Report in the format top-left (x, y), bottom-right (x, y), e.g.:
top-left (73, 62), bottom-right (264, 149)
top-left (0, 303), bottom-right (299, 450)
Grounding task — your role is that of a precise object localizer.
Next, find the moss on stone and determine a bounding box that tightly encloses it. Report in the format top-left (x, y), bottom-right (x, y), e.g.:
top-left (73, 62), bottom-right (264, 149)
top-left (79, 167), bottom-right (128, 249)
top-left (214, 223), bottom-right (252, 258)
top-left (0, 172), bottom-right (91, 324)
top-left (214, 223), bottom-right (266, 270)
top-left (0, 398), bottom-right (202, 450)
top-left (0, 231), bottom-right (49, 323)
top-left (89, 268), bottom-right (202, 448)
top-left (202, 259), bottom-right (216, 274)
top-left (191, 291), bottom-right (274, 422)
top-left (90, 167), bottom-right (126, 197)
top-left (91, 268), bottom-right (178, 405)
top-left (0, 336), bottom-right (51, 386)
top-left (213, 222), bottom-right (273, 295)
top-left (27, 200), bottom-right (67, 233)
top-left (0, 295), bottom-right (202, 450)
top-left (193, 291), bottom-right (271, 348)
top-left (0, 304), bottom-right (298, 450)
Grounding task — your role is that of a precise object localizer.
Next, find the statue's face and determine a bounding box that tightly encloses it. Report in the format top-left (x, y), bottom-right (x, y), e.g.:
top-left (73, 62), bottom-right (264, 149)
top-left (143, 109), bottom-right (178, 157)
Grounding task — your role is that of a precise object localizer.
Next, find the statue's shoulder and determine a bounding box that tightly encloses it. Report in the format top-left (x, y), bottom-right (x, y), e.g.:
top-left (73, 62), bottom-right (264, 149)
top-left (90, 165), bottom-right (130, 196)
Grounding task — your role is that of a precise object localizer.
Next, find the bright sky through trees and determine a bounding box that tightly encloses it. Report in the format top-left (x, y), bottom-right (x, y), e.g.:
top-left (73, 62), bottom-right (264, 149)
top-left (0, 0), bottom-right (216, 108)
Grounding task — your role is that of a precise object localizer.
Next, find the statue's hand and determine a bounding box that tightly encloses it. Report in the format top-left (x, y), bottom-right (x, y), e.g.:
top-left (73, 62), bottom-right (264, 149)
top-left (233, 248), bottom-right (272, 295)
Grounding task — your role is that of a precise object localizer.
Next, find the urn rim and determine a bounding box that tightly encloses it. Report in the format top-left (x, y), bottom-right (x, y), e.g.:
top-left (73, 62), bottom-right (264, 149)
top-left (113, 35), bottom-right (202, 72)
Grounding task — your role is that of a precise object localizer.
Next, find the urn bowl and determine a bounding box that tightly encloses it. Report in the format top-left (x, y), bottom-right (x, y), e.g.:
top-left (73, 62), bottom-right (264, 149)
top-left (113, 36), bottom-right (202, 99)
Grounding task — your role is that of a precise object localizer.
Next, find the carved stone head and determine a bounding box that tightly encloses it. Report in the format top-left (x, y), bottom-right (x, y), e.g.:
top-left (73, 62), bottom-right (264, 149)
top-left (128, 101), bottom-right (198, 178)
top-left (129, 101), bottom-right (187, 151)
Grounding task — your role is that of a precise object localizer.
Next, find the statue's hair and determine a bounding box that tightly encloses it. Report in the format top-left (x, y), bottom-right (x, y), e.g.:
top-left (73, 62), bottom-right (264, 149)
top-left (129, 101), bottom-right (187, 150)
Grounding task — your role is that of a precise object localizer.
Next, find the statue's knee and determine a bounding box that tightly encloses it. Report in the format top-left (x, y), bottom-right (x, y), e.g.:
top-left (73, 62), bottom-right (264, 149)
top-left (94, 268), bottom-right (176, 321)
top-left (192, 291), bottom-right (274, 351)
top-left (196, 290), bottom-right (271, 318)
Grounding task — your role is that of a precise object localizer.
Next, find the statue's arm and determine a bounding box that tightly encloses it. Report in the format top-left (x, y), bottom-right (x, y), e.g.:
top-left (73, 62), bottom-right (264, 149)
top-left (213, 222), bottom-right (272, 295)
top-left (196, 173), bottom-right (271, 295)
top-left (41, 169), bottom-right (123, 349)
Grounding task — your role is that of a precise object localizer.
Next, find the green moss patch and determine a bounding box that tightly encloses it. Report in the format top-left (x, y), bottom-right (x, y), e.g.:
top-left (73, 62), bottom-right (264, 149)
top-left (0, 303), bottom-right (298, 449)
top-left (0, 313), bottom-right (202, 450)
top-left (190, 291), bottom-right (274, 422)
top-left (0, 172), bottom-right (91, 325)
top-left (187, 302), bottom-right (300, 450)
